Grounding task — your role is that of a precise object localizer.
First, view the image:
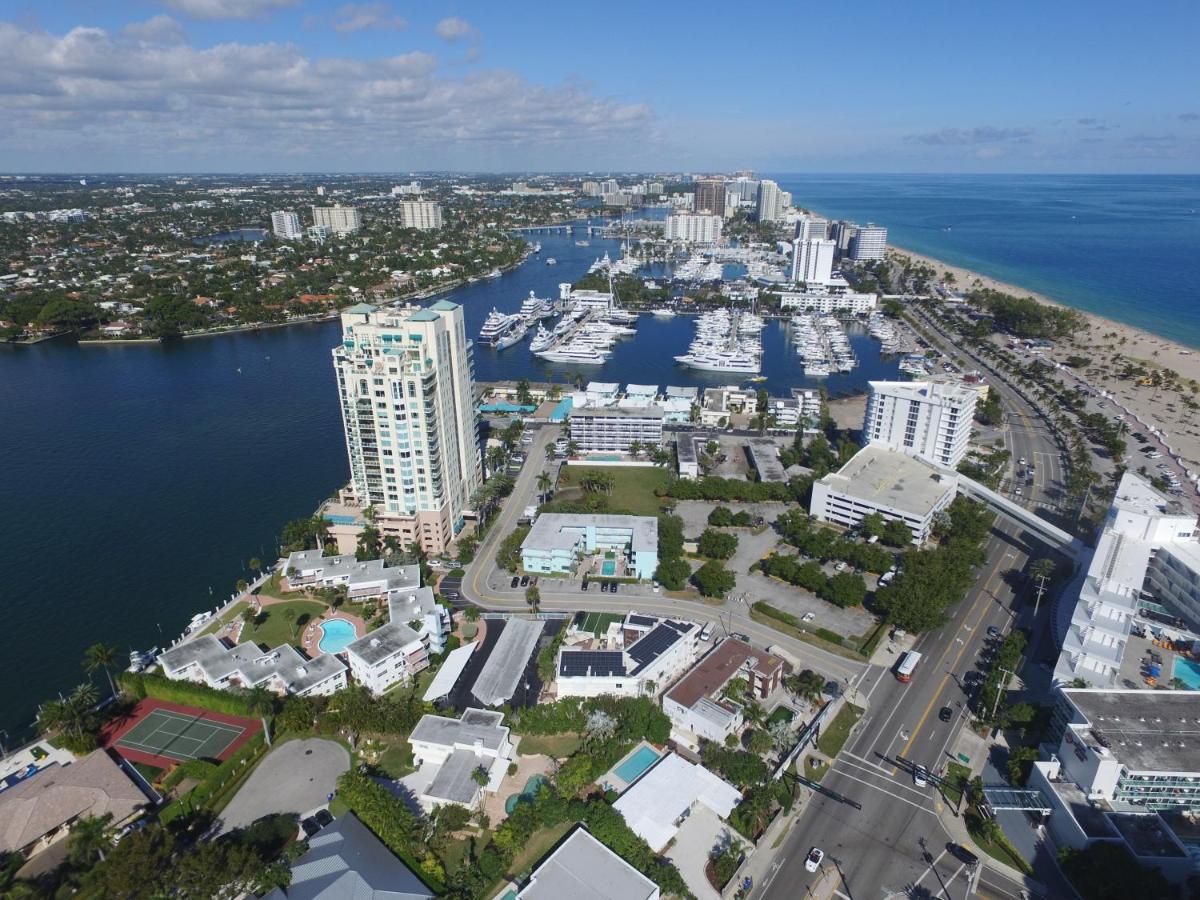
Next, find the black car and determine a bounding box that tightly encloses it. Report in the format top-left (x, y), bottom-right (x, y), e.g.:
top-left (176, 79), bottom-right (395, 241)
top-left (601, 581), bottom-right (610, 593)
top-left (946, 843), bottom-right (979, 866)
top-left (939, 706), bottom-right (953, 723)
top-left (581, 581), bottom-right (589, 591)
top-left (520, 575), bottom-right (530, 587)
top-left (314, 809), bottom-right (334, 828)
top-left (300, 816), bottom-right (321, 838)
top-left (610, 582), bottom-right (619, 594)
top-left (510, 576), bottom-right (520, 588)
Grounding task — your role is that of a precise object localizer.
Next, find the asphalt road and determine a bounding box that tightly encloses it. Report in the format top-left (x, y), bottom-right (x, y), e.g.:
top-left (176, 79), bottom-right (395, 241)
top-left (760, 315), bottom-right (1072, 900)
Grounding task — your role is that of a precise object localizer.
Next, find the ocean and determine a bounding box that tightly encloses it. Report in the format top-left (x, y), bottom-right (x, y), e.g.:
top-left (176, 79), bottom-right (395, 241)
top-left (772, 174), bottom-right (1200, 348)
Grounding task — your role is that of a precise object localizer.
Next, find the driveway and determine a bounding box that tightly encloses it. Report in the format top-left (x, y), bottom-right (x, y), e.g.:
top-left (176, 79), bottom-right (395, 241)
top-left (216, 738), bottom-right (350, 834)
top-left (665, 802), bottom-right (741, 900)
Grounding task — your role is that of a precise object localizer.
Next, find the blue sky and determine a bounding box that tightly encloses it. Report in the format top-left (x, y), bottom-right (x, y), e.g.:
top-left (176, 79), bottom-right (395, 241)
top-left (1, 0), bottom-right (1197, 172)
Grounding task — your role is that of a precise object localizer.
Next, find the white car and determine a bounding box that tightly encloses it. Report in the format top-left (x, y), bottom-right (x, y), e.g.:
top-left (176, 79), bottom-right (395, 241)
top-left (801, 612), bottom-right (816, 622)
top-left (805, 847), bottom-right (825, 873)
top-left (913, 765), bottom-right (929, 787)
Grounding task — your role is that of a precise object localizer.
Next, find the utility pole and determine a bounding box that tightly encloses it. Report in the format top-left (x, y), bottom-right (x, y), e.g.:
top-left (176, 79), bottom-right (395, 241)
top-left (990, 667), bottom-right (1016, 723)
top-left (1033, 573), bottom-right (1048, 619)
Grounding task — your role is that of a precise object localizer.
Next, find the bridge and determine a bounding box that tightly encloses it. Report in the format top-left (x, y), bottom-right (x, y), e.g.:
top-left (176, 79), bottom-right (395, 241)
top-left (956, 474), bottom-right (1085, 560)
top-left (511, 224), bottom-right (573, 232)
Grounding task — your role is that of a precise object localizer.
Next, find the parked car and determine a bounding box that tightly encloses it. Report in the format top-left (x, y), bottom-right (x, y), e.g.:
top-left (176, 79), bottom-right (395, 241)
top-left (801, 612), bottom-right (816, 622)
top-left (987, 625), bottom-right (1001, 638)
top-left (520, 575), bottom-right (530, 587)
top-left (510, 576), bottom-right (520, 588)
top-left (581, 581), bottom-right (589, 591)
top-left (805, 847), bottom-right (824, 873)
top-left (610, 582), bottom-right (619, 594)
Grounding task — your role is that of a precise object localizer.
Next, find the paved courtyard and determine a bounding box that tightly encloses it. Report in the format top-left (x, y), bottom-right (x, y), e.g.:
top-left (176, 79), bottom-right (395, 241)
top-left (216, 738), bottom-right (349, 834)
top-left (665, 802), bottom-right (742, 900)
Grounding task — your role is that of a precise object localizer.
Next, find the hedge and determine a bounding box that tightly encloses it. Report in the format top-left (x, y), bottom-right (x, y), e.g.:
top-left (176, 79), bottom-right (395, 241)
top-left (159, 731), bottom-right (267, 824)
top-left (120, 671), bottom-right (256, 717)
top-left (337, 771), bottom-right (442, 891)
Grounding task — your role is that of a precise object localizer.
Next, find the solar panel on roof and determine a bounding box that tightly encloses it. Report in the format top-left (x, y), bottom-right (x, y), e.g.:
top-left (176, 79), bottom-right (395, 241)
top-left (559, 651), bottom-right (625, 678)
top-left (628, 625), bottom-right (682, 673)
top-left (628, 614), bottom-right (657, 628)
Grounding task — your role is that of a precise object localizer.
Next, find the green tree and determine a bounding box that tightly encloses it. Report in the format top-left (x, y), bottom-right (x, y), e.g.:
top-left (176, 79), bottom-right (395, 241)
top-left (68, 813), bottom-right (113, 867)
top-left (82, 642), bottom-right (121, 698)
top-left (823, 572), bottom-right (867, 608)
top-left (697, 528), bottom-right (738, 560)
top-left (356, 525), bottom-right (381, 561)
top-left (654, 558), bottom-right (691, 591)
top-left (525, 585), bottom-right (541, 612)
top-left (248, 557), bottom-right (262, 573)
top-left (244, 686), bottom-right (277, 748)
top-left (693, 560), bottom-right (736, 598)
top-left (859, 512), bottom-right (886, 539)
top-left (747, 729), bottom-right (773, 756)
top-left (536, 471), bottom-right (553, 504)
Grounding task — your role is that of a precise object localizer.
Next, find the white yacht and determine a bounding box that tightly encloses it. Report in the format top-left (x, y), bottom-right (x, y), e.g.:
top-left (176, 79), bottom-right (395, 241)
top-left (537, 343), bottom-right (607, 365)
top-left (478, 309), bottom-right (525, 349)
top-left (519, 291), bottom-right (555, 321)
top-left (651, 307), bottom-right (676, 317)
top-left (486, 268), bottom-right (502, 279)
top-left (674, 350), bottom-right (761, 374)
top-left (529, 324), bottom-right (555, 353)
top-left (533, 241), bottom-right (542, 254)
top-left (545, 257), bottom-right (557, 266)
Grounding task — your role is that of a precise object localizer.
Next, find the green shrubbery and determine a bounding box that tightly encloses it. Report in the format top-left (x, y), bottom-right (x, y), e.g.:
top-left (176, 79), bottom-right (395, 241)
top-left (708, 506), bottom-right (754, 527)
top-left (120, 672), bottom-right (256, 717)
top-left (337, 771), bottom-right (442, 890)
top-left (697, 528), bottom-right (738, 560)
top-left (659, 475), bottom-right (810, 504)
top-left (758, 555), bottom-right (867, 607)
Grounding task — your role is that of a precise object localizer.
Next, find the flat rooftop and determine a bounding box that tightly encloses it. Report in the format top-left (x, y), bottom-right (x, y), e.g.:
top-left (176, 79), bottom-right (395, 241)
top-left (410, 708), bottom-right (507, 752)
top-left (747, 439), bottom-right (787, 483)
top-left (523, 514), bottom-right (658, 555)
top-left (568, 405), bottom-right (663, 419)
top-left (1108, 812), bottom-right (1187, 859)
top-left (471, 618), bottom-right (544, 706)
top-left (820, 445), bottom-right (956, 515)
top-left (666, 638), bottom-right (784, 710)
top-left (1065, 689), bottom-right (1200, 773)
top-left (1112, 471), bottom-right (1191, 519)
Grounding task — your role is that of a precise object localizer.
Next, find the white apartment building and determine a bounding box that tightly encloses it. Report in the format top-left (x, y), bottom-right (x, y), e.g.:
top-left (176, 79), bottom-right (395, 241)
top-left (1054, 473), bottom-right (1200, 688)
top-left (755, 179), bottom-right (783, 222)
top-left (158, 635), bottom-right (348, 698)
top-left (664, 214), bottom-right (723, 244)
top-left (791, 238), bottom-right (836, 285)
top-left (398, 200), bottom-right (444, 231)
top-left (809, 445), bottom-right (958, 543)
top-left (778, 289), bottom-right (878, 315)
top-left (556, 615), bottom-right (701, 699)
top-left (698, 385), bottom-right (758, 427)
top-left (270, 211), bottom-right (302, 240)
top-left (283, 549), bottom-right (420, 601)
top-left (344, 622), bottom-right (428, 695)
top-left (307, 224), bottom-right (332, 243)
top-left (663, 639), bottom-right (785, 746)
top-left (767, 390), bottom-right (822, 430)
top-left (1029, 688), bottom-right (1198, 885)
top-left (568, 406), bottom-right (664, 452)
top-left (794, 215), bottom-right (828, 242)
top-left (312, 205), bottom-right (362, 235)
top-left (863, 380), bottom-right (977, 469)
top-left (332, 301), bottom-right (482, 554)
top-left (849, 223), bottom-right (887, 260)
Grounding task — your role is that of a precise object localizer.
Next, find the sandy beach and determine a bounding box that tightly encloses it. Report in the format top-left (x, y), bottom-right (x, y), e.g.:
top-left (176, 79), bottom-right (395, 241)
top-left (891, 244), bottom-right (1200, 475)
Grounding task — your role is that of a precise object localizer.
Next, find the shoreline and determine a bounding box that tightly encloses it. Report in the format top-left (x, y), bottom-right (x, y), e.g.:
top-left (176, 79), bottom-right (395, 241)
top-left (890, 241), bottom-right (1200, 472)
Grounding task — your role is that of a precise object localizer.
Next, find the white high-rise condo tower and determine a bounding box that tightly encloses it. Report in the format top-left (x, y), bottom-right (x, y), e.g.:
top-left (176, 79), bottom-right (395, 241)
top-left (790, 238), bottom-right (836, 285)
top-left (755, 180), bottom-right (783, 222)
top-left (332, 301), bottom-right (482, 554)
top-left (271, 210), bottom-right (302, 240)
top-left (849, 223), bottom-right (887, 260)
top-left (863, 380), bottom-right (977, 468)
top-left (397, 200), bottom-right (444, 231)
top-left (312, 205), bottom-right (363, 235)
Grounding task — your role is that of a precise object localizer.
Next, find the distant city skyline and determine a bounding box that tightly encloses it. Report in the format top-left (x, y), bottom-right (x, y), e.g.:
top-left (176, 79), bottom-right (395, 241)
top-left (2, 0), bottom-right (1198, 174)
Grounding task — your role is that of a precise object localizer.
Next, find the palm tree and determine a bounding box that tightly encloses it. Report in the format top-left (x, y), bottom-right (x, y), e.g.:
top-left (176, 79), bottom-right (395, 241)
top-left (82, 643), bottom-right (121, 699)
top-left (566, 439), bottom-right (579, 458)
top-left (68, 813), bottom-right (113, 867)
top-left (536, 472), bottom-right (552, 503)
top-left (249, 557), bottom-right (262, 574)
top-left (244, 686), bottom-right (277, 747)
top-left (629, 439), bottom-right (642, 458)
top-left (283, 607), bottom-right (298, 639)
top-left (463, 605), bottom-right (480, 624)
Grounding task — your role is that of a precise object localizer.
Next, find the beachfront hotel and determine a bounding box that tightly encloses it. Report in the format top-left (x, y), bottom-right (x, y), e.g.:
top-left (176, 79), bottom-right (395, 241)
top-left (332, 301), bottom-right (483, 554)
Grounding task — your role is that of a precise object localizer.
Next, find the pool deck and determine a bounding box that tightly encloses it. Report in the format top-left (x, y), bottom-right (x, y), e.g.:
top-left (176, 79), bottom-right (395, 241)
top-left (482, 743), bottom-right (554, 825)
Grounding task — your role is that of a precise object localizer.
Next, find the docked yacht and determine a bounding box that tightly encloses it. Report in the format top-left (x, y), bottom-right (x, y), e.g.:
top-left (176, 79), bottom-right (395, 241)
top-left (674, 350), bottom-right (761, 374)
top-left (529, 324), bottom-right (556, 354)
top-left (478, 309), bottom-right (526, 350)
top-left (537, 343), bottom-right (607, 365)
top-left (651, 307), bottom-right (676, 317)
top-left (486, 268), bottom-right (502, 279)
top-left (519, 291), bottom-right (555, 321)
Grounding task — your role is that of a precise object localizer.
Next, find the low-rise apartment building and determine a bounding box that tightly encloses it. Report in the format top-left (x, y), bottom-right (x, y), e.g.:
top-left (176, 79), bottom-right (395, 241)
top-left (663, 638), bottom-right (785, 745)
top-left (282, 550), bottom-right (420, 602)
top-left (408, 709), bottom-right (514, 811)
top-left (158, 636), bottom-right (348, 698)
top-left (556, 614), bottom-right (701, 699)
top-left (568, 406), bottom-right (664, 452)
top-left (521, 514), bottom-right (659, 580)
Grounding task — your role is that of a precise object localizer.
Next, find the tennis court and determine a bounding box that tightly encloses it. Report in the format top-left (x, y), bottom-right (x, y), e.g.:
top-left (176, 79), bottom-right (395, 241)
top-left (577, 611), bottom-right (622, 635)
top-left (115, 708), bottom-right (246, 763)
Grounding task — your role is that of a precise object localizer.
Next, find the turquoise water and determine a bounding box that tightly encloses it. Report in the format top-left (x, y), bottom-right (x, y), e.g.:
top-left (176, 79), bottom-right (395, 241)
top-left (1173, 657), bottom-right (1200, 690)
top-left (614, 745), bottom-right (660, 783)
top-left (318, 619), bottom-right (357, 654)
top-left (505, 774), bottom-right (548, 814)
top-left (601, 560), bottom-right (616, 576)
top-left (772, 174), bottom-right (1200, 348)
top-left (479, 401), bottom-right (535, 414)
top-left (588, 454), bottom-right (624, 462)
top-left (324, 514), bottom-right (358, 526)
top-left (549, 398), bottom-right (572, 422)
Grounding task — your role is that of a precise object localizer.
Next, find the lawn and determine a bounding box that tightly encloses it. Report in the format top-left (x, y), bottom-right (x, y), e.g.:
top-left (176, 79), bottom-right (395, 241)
top-left (196, 600), bottom-right (249, 638)
top-left (375, 741), bottom-right (416, 779)
top-left (557, 466), bottom-right (671, 517)
top-left (576, 611), bottom-right (623, 636)
top-left (507, 821), bottom-right (574, 880)
top-left (516, 733), bottom-right (582, 758)
top-left (767, 706), bottom-right (795, 726)
top-left (815, 702), bottom-right (863, 758)
top-left (243, 599), bottom-right (328, 647)
top-left (942, 761), bottom-right (972, 808)
top-left (966, 809), bottom-right (1034, 875)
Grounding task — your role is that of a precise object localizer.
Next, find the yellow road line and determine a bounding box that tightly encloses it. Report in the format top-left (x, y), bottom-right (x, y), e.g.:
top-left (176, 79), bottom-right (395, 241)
top-left (891, 556), bottom-right (1007, 772)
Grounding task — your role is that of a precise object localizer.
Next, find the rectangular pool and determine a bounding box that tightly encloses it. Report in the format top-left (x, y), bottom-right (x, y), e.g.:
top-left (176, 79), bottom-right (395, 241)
top-left (614, 745), bottom-right (660, 784)
top-left (601, 560), bottom-right (616, 576)
top-left (1173, 656), bottom-right (1200, 690)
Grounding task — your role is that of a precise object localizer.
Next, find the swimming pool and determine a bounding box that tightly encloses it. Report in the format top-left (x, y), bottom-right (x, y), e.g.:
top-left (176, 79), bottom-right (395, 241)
top-left (601, 560), bottom-right (616, 576)
top-left (324, 514), bottom-right (359, 526)
top-left (1173, 656), bottom-right (1200, 690)
top-left (613, 745), bottom-right (660, 784)
top-left (504, 774), bottom-right (548, 814)
top-left (318, 619), bottom-right (357, 654)
top-left (587, 454), bottom-right (623, 461)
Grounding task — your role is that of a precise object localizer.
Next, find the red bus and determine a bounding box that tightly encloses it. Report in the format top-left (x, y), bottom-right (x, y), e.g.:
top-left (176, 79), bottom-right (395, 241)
top-left (895, 650), bottom-right (922, 682)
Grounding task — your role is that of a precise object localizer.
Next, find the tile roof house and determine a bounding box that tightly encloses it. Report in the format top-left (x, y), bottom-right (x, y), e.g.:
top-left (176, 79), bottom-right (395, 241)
top-left (0, 750), bottom-right (153, 857)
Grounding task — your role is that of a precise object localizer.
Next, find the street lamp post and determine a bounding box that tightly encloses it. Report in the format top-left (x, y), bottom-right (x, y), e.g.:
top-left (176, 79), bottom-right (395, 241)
top-left (990, 666), bottom-right (1016, 723)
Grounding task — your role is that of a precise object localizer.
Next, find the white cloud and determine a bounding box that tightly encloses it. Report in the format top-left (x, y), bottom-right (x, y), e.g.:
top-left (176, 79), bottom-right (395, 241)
top-left (332, 3), bottom-right (407, 33)
top-left (0, 22), bottom-right (653, 170)
top-left (122, 15), bottom-right (187, 45)
top-left (436, 16), bottom-right (473, 41)
top-left (158, 0), bottom-right (296, 21)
